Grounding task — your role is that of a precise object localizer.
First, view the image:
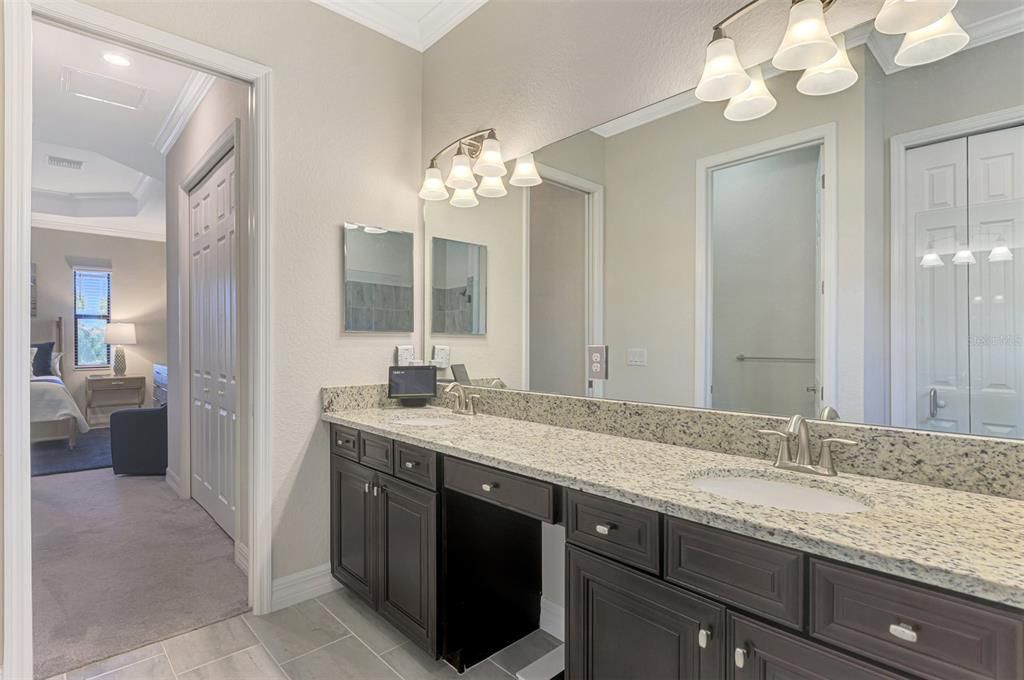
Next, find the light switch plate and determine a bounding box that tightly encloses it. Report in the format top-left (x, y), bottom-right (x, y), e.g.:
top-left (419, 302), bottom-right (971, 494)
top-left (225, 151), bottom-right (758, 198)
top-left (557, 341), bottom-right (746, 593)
top-left (587, 345), bottom-right (608, 380)
top-left (626, 347), bottom-right (648, 367)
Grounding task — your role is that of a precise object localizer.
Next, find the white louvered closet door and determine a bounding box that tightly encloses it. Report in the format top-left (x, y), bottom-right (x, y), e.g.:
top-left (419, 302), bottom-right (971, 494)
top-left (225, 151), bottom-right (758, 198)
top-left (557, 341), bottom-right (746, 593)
top-left (189, 149), bottom-right (239, 539)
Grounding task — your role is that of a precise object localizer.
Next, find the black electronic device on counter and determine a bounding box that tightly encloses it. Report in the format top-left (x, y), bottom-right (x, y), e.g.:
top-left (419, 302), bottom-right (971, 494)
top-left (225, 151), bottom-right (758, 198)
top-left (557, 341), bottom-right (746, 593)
top-left (388, 365), bottom-right (437, 407)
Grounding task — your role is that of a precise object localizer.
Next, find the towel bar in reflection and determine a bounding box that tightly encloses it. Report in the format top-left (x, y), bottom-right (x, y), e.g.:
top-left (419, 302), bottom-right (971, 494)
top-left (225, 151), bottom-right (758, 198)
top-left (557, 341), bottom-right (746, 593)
top-left (735, 354), bottom-right (815, 364)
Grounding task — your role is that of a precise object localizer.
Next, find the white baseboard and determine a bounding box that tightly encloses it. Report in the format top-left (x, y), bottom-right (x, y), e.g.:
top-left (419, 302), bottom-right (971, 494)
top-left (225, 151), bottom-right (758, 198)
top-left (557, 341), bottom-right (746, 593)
top-left (165, 467), bottom-right (184, 497)
top-left (235, 541), bottom-right (250, 575)
top-left (539, 597), bottom-right (564, 641)
top-left (271, 562), bottom-right (340, 612)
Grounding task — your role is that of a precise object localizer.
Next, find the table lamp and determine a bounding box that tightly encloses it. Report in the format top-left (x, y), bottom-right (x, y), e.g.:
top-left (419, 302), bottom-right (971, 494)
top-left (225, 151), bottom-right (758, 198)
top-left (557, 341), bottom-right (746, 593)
top-left (104, 322), bottom-right (136, 377)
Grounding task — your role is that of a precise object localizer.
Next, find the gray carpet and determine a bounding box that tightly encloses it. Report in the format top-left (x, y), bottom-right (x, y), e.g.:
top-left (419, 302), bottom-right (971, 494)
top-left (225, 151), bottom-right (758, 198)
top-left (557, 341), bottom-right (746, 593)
top-left (32, 468), bottom-right (249, 679)
top-left (32, 428), bottom-right (112, 477)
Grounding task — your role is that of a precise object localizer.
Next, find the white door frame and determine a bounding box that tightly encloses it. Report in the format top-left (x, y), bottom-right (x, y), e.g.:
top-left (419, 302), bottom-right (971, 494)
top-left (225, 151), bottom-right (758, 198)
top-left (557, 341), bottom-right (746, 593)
top-left (889, 105), bottom-right (1024, 427)
top-left (3, 2), bottom-right (275, 676)
top-left (694, 123), bottom-right (838, 411)
top-left (521, 164), bottom-right (605, 396)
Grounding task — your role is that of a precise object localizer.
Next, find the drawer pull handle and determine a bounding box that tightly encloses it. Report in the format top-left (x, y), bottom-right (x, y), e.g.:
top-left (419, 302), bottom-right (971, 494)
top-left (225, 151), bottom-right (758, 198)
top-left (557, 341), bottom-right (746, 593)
top-left (373, 485), bottom-right (379, 497)
top-left (404, 461), bottom-right (418, 469)
top-left (734, 647), bottom-right (747, 669)
top-left (364, 482), bottom-right (369, 494)
top-left (481, 482), bottom-right (498, 492)
top-left (698, 628), bottom-right (711, 649)
top-left (594, 524), bottom-right (614, 535)
top-left (889, 623), bottom-right (918, 643)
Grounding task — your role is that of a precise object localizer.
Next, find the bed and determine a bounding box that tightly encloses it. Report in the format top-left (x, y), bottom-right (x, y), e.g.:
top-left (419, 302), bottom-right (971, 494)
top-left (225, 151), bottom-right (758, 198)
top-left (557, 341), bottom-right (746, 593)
top-left (31, 317), bottom-right (89, 448)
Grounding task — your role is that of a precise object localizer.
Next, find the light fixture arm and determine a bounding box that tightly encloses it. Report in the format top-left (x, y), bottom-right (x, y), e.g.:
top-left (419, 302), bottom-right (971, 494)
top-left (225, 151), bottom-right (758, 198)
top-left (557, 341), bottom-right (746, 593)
top-left (429, 128), bottom-right (498, 167)
top-left (712, 0), bottom-right (836, 37)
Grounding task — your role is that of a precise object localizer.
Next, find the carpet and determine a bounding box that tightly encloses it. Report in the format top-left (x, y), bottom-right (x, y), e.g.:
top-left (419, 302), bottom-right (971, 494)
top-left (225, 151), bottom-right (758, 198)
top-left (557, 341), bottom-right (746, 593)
top-left (32, 468), bottom-right (249, 679)
top-left (31, 428), bottom-right (113, 477)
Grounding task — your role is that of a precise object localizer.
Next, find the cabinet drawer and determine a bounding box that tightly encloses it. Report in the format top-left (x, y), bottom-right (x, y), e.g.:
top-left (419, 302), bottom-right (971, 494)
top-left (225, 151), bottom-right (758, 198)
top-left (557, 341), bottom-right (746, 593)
top-left (444, 458), bottom-right (557, 522)
top-left (330, 424), bottom-right (359, 460)
top-left (811, 560), bottom-right (1024, 680)
top-left (730, 613), bottom-right (901, 680)
top-left (90, 377), bottom-right (145, 391)
top-left (394, 442), bottom-right (439, 490)
top-left (566, 490), bottom-right (660, 575)
top-left (664, 518), bottom-right (804, 629)
top-left (359, 433), bottom-right (394, 474)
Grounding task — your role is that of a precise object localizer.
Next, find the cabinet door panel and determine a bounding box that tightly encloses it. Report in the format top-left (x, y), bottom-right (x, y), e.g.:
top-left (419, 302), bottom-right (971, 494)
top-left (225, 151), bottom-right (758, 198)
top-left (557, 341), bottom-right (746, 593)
top-left (378, 475), bottom-right (438, 655)
top-left (568, 545), bottom-right (724, 680)
top-left (330, 455), bottom-right (375, 605)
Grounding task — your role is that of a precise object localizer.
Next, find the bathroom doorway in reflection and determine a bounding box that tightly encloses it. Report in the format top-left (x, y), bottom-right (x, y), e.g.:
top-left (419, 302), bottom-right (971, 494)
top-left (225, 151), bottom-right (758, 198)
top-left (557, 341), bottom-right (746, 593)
top-left (696, 125), bottom-right (838, 418)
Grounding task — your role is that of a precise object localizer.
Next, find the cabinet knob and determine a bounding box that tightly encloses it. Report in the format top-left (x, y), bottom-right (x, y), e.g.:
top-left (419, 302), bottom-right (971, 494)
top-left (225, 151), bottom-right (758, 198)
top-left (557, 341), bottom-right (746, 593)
top-left (698, 628), bottom-right (711, 649)
top-left (481, 482), bottom-right (498, 492)
top-left (594, 524), bottom-right (614, 536)
top-left (888, 622), bottom-right (918, 643)
top-left (734, 647), bottom-right (748, 669)
top-left (404, 461), bottom-right (418, 469)
top-left (373, 485), bottom-right (379, 497)
top-left (364, 482), bottom-right (369, 494)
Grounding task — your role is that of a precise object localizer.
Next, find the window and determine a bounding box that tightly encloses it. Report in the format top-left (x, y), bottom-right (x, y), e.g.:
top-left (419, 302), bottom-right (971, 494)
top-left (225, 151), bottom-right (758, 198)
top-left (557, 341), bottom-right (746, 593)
top-left (74, 269), bottom-right (111, 368)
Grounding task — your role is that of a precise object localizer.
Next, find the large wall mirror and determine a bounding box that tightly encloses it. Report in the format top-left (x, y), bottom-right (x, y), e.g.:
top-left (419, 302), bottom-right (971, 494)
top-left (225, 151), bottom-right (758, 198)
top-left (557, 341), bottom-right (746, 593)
top-left (432, 237), bottom-right (488, 335)
top-left (422, 4), bottom-right (1024, 440)
top-left (343, 224), bottom-right (414, 333)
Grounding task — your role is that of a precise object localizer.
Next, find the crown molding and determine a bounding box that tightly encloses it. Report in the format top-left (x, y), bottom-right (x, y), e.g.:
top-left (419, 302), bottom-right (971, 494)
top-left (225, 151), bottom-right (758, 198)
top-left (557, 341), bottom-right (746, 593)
top-left (311, 0), bottom-right (487, 52)
top-left (32, 214), bottom-right (165, 242)
top-left (153, 70), bottom-right (217, 155)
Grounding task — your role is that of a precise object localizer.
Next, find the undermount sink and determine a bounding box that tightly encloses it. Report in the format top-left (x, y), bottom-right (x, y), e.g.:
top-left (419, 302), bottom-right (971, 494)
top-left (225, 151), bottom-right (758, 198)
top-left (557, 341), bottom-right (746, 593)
top-left (690, 476), bottom-right (869, 514)
top-left (394, 416), bottom-right (462, 427)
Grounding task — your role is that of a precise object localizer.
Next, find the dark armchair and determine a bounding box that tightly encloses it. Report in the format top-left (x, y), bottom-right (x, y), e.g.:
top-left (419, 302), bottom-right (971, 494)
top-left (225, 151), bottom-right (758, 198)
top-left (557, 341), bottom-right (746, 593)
top-left (110, 404), bottom-right (168, 475)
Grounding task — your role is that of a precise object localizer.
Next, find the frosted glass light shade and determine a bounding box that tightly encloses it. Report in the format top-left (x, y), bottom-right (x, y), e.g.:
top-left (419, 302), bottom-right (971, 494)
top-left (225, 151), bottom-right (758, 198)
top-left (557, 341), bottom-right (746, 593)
top-left (797, 34), bottom-right (858, 96)
top-left (920, 252), bottom-right (944, 268)
top-left (772, 0), bottom-right (838, 71)
top-left (509, 153), bottom-right (542, 187)
top-left (895, 13), bottom-right (969, 67)
top-left (445, 153), bottom-right (477, 189)
top-left (418, 167), bottom-right (449, 200)
top-left (952, 248), bottom-right (976, 265)
top-left (473, 138), bottom-right (506, 177)
top-left (989, 245), bottom-right (1014, 262)
top-left (450, 188), bottom-right (479, 208)
top-left (875, 0), bottom-right (957, 35)
top-left (724, 66), bottom-right (777, 122)
top-left (695, 37), bottom-right (750, 102)
top-left (104, 322), bottom-right (136, 345)
top-left (477, 175), bottom-right (508, 198)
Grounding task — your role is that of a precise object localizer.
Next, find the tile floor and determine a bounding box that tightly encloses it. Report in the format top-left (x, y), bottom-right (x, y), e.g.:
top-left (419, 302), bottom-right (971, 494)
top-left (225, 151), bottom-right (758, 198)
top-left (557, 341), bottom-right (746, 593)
top-left (47, 588), bottom-right (562, 680)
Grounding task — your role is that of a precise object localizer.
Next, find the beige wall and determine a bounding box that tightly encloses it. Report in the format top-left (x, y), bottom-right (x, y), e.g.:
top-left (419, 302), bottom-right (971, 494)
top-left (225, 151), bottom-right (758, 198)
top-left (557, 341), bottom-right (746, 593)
top-left (30, 228), bottom-right (166, 415)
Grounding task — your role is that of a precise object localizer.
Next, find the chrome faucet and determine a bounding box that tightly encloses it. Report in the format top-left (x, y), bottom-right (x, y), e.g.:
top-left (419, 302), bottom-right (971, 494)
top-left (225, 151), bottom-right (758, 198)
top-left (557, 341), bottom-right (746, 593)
top-left (758, 414), bottom-right (856, 476)
top-left (443, 382), bottom-right (478, 415)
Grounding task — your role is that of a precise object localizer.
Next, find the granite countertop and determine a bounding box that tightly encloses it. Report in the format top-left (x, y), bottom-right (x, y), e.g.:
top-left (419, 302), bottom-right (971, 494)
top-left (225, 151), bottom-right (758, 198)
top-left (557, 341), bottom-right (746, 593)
top-left (322, 406), bottom-right (1024, 610)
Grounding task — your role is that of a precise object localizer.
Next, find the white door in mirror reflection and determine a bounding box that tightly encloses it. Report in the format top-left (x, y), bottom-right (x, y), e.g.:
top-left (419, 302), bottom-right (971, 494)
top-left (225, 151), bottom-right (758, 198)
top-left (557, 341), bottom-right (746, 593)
top-left (907, 126), bottom-right (1023, 437)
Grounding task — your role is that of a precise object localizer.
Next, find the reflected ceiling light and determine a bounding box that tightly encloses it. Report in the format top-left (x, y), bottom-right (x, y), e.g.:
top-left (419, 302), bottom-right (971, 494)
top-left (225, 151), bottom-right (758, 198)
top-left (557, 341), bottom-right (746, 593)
top-left (472, 136), bottom-right (506, 177)
top-left (724, 66), bottom-right (776, 122)
top-left (797, 33), bottom-right (858, 96)
top-left (363, 226), bottom-right (388, 234)
top-left (895, 13), bottom-right (969, 67)
top-left (445, 151), bottom-right (477, 189)
top-left (920, 252), bottom-right (944, 268)
top-left (989, 244), bottom-right (1014, 262)
top-left (952, 248), bottom-right (976, 265)
top-left (772, 0), bottom-right (838, 71)
top-left (477, 175), bottom-right (508, 198)
top-left (418, 163), bottom-right (449, 201)
top-left (695, 33), bottom-right (750, 102)
top-left (450, 188), bottom-right (479, 208)
top-left (103, 52), bottom-right (131, 67)
top-left (343, 222), bottom-right (362, 230)
top-left (875, 0), bottom-right (957, 35)
top-left (509, 153), bottom-right (543, 187)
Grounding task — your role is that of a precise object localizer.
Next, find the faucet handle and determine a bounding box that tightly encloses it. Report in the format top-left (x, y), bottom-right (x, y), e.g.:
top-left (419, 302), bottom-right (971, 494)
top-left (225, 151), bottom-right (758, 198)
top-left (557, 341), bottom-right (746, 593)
top-left (467, 394), bottom-right (480, 416)
top-left (758, 429), bottom-right (792, 466)
top-left (817, 438), bottom-right (856, 476)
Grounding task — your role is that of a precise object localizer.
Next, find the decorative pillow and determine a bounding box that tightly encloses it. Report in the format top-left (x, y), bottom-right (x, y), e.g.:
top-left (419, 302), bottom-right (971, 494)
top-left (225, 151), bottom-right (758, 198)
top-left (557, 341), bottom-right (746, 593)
top-left (30, 347), bottom-right (38, 373)
top-left (50, 351), bottom-right (64, 379)
top-left (31, 341), bottom-right (54, 377)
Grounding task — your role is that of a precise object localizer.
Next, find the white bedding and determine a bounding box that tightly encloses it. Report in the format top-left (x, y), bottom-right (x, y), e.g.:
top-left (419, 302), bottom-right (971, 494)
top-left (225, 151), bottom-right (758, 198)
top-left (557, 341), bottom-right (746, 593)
top-left (31, 376), bottom-right (89, 433)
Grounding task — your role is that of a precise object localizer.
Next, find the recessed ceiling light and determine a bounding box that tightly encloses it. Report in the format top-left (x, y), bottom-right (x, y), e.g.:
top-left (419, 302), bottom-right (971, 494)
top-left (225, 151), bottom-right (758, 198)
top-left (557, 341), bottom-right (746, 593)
top-left (103, 52), bottom-right (131, 67)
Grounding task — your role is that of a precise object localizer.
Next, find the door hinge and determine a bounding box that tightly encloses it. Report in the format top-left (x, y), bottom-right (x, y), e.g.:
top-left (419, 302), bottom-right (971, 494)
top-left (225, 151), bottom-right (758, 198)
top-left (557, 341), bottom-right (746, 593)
top-left (821, 280), bottom-right (825, 295)
top-left (821, 173), bottom-right (826, 189)
top-left (821, 386), bottom-right (824, 400)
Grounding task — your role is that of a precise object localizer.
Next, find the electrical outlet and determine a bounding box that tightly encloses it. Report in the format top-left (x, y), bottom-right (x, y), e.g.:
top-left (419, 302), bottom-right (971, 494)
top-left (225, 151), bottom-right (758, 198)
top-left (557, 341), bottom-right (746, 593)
top-left (587, 345), bottom-right (608, 380)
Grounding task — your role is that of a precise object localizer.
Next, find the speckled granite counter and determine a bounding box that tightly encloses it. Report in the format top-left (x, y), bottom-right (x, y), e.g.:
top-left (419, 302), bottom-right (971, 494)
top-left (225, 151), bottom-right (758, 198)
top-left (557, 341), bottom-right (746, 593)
top-left (323, 405), bottom-right (1024, 610)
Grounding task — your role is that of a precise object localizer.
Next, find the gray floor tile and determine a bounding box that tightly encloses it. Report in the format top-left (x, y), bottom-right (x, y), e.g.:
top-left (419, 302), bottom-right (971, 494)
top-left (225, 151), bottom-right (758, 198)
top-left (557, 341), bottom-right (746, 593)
top-left (489, 630), bottom-right (562, 676)
top-left (43, 675), bottom-right (67, 680)
top-left (243, 599), bottom-right (350, 663)
top-left (463, 661), bottom-right (515, 680)
top-left (95, 654), bottom-right (175, 680)
top-left (281, 637), bottom-right (401, 680)
top-left (317, 589), bottom-right (407, 654)
top-left (66, 643), bottom-right (164, 680)
top-left (383, 643), bottom-right (513, 680)
top-left (162, 616), bottom-right (258, 674)
top-left (178, 645), bottom-right (286, 680)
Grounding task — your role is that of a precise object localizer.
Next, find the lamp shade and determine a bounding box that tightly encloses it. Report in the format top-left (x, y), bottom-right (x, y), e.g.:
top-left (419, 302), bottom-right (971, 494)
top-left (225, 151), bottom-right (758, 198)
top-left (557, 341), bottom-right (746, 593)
top-left (875, 0), bottom-right (957, 35)
top-left (418, 167), bottom-right (449, 201)
top-left (450, 188), bottom-right (479, 208)
top-left (989, 245), bottom-right (1014, 262)
top-left (477, 175), bottom-right (508, 198)
top-left (695, 37), bottom-right (750, 102)
top-left (920, 252), bottom-right (944, 268)
top-left (772, 0), bottom-right (838, 71)
top-left (952, 248), bottom-right (976, 265)
top-left (894, 12), bottom-right (969, 67)
top-left (472, 138), bottom-right (507, 177)
top-left (509, 153), bottom-right (542, 187)
top-left (724, 66), bottom-right (777, 122)
top-left (797, 33), bottom-right (858, 96)
top-left (445, 153), bottom-right (477, 189)
top-left (104, 322), bottom-right (136, 345)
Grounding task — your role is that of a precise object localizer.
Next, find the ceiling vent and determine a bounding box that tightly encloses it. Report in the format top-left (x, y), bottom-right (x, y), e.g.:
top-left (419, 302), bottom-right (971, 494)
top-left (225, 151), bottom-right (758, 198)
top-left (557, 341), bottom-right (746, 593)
top-left (59, 66), bottom-right (147, 110)
top-left (47, 155), bottom-right (84, 170)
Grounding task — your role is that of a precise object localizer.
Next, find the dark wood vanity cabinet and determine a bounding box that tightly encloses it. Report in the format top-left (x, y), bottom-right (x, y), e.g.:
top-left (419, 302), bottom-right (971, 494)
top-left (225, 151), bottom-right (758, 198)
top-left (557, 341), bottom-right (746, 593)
top-left (330, 455), bottom-right (375, 602)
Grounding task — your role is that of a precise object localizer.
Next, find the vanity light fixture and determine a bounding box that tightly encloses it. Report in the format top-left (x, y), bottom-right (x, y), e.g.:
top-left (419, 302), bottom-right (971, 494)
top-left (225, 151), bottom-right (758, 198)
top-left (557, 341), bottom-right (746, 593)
top-left (473, 137), bottom-right (507, 177)
top-left (952, 248), bottom-right (977, 265)
top-left (509, 153), bottom-right (543, 187)
top-left (894, 12), bottom-right (969, 67)
top-left (875, 0), bottom-right (957, 35)
top-left (477, 175), bottom-right (508, 198)
top-left (989, 244), bottom-right (1014, 263)
top-left (920, 252), bottom-right (944, 268)
top-left (724, 65), bottom-right (777, 122)
top-left (797, 34), bottom-right (858, 96)
top-left (418, 162), bottom-right (450, 201)
top-left (446, 151), bottom-right (477, 189)
top-left (772, 0), bottom-right (838, 71)
top-left (695, 32), bottom-right (750, 102)
top-left (363, 226), bottom-right (389, 234)
top-left (420, 128), bottom-right (540, 208)
top-left (450, 188), bottom-right (479, 208)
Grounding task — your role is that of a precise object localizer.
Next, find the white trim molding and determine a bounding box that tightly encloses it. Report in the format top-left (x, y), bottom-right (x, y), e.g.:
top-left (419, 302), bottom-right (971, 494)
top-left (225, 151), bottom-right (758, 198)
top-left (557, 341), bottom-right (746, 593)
top-left (31, 214), bottom-right (166, 242)
top-left (235, 541), bottom-right (250, 576)
top-left (153, 71), bottom-right (218, 155)
top-left (271, 563), bottom-right (341, 612)
top-left (309, 0), bottom-right (487, 52)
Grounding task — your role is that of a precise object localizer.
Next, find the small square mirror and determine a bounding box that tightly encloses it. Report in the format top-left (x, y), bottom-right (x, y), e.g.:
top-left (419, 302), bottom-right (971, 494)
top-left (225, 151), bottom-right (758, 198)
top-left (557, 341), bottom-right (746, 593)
top-left (343, 225), bottom-right (414, 332)
top-left (432, 237), bottom-right (487, 335)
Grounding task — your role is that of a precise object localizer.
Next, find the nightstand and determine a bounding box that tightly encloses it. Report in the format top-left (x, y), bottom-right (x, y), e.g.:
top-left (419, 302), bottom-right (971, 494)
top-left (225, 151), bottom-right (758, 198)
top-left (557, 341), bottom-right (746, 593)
top-left (85, 374), bottom-right (147, 426)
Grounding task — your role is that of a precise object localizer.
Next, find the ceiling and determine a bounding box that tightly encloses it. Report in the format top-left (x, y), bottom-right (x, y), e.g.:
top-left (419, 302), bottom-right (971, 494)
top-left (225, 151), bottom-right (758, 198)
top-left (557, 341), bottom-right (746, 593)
top-left (311, 0), bottom-right (488, 51)
top-left (32, 20), bottom-right (216, 241)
